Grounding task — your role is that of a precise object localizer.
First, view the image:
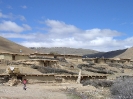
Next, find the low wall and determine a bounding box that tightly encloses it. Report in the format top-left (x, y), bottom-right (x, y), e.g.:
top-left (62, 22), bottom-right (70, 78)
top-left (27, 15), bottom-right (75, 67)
top-left (0, 74), bottom-right (107, 84)
top-left (55, 76), bottom-right (77, 83)
top-left (22, 75), bottom-right (55, 83)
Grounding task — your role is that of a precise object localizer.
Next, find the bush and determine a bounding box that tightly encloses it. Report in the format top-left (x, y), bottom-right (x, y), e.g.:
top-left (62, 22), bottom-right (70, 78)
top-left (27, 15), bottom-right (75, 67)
top-left (38, 67), bottom-right (76, 75)
top-left (58, 57), bottom-right (67, 62)
top-left (30, 65), bottom-right (39, 69)
top-left (108, 63), bottom-right (123, 68)
top-left (30, 64), bottom-right (76, 74)
top-left (81, 79), bottom-right (113, 87)
top-left (110, 77), bottom-right (133, 99)
top-left (86, 68), bottom-right (114, 74)
top-left (77, 64), bottom-right (93, 69)
top-left (66, 87), bottom-right (88, 99)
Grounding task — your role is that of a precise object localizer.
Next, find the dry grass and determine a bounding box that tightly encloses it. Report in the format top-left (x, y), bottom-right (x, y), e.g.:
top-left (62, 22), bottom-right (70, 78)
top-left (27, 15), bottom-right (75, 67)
top-left (66, 88), bottom-right (88, 99)
top-left (31, 65), bottom-right (77, 75)
top-left (110, 76), bottom-right (133, 99)
top-left (0, 36), bottom-right (34, 53)
top-left (81, 79), bottom-right (113, 88)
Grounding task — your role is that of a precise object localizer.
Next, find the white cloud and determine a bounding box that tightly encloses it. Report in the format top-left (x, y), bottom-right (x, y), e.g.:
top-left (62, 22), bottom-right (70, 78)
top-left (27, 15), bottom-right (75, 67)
top-left (0, 33), bottom-right (35, 39)
top-left (18, 15), bottom-right (26, 21)
top-left (45, 19), bottom-right (81, 34)
top-left (7, 13), bottom-right (26, 21)
top-left (21, 5), bottom-right (27, 9)
top-left (1, 19), bottom-right (133, 51)
top-left (22, 24), bottom-right (32, 30)
top-left (0, 12), bottom-right (26, 21)
top-left (0, 12), bottom-right (8, 18)
top-left (0, 21), bottom-right (31, 32)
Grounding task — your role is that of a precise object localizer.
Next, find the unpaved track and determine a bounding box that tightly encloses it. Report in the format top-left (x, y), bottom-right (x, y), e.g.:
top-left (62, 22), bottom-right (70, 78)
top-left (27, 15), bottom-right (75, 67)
top-left (0, 84), bottom-right (68, 99)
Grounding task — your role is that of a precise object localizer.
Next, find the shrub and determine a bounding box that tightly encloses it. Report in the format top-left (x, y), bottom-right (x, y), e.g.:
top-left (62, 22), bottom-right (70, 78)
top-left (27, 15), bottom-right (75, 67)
top-left (108, 63), bottom-right (123, 68)
top-left (38, 67), bottom-right (76, 75)
top-left (30, 65), bottom-right (39, 69)
top-left (86, 68), bottom-right (114, 74)
top-left (77, 64), bottom-right (93, 69)
top-left (81, 79), bottom-right (113, 87)
top-left (110, 77), bottom-right (133, 99)
top-left (66, 87), bottom-right (88, 99)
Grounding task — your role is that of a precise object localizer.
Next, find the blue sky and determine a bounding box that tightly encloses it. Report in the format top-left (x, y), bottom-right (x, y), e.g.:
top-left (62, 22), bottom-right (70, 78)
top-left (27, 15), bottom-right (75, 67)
top-left (0, 0), bottom-right (133, 52)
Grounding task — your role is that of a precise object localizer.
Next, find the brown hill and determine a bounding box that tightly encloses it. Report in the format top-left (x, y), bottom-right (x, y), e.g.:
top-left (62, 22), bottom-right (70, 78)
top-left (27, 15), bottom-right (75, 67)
top-left (84, 47), bottom-right (133, 60)
top-left (115, 47), bottom-right (133, 59)
top-left (83, 49), bottom-right (127, 58)
top-left (0, 36), bottom-right (34, 53)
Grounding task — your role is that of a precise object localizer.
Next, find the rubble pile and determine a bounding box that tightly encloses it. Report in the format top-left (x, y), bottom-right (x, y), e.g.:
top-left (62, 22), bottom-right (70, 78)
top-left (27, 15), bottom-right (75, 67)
top-left (5, 76), bottom-right (21, 86)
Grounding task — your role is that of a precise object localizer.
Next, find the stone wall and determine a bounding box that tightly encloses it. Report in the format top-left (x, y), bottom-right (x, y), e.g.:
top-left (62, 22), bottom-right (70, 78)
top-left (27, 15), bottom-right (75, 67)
top-left (22, 75), bottom-right (55, 83)
top-left (15, 55), bottom-right (29, 60)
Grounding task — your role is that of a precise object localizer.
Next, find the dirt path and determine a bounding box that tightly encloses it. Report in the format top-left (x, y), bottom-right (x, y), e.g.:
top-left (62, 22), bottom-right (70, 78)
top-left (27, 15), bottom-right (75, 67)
top-left (0, 83), bottom-right (110, 99)
top-left (0, 84), bottom-right (69, 99)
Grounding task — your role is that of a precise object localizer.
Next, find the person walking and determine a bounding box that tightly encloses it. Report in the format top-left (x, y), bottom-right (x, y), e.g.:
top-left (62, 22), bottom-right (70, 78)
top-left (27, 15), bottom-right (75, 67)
top-left (23, 79), bottom-right (27, 90)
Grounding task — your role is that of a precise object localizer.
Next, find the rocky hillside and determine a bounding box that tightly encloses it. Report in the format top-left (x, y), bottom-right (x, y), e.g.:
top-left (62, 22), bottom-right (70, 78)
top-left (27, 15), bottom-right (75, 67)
top-left (1, 35), bottom-right (133, 59)
top-left (83, 49), bottom-right (128, 58)
top-left (30, 47), bottom-right (99, 55)
top-left (115, 47), bottom-right (133, 59)
top-left (30, 47), bottom-right (133, 59)
top-left (0, 36), bottom-right (34, 53)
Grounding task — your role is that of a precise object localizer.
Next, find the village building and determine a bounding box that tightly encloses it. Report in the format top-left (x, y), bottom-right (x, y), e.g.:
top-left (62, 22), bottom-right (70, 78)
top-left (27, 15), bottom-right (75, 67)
top-left (0, 52), bottom-right (13, 60)
top-left (30, 53), bottom-right (54, 59)
top-left (104, 58), bottom-right (113, 63)
top-left (60, 54), bottom-right (82, 62)
top-left (0, 53), bottom-right (30, 61)
top-left (82, 58), bottom-right (96, 63)
top-left (0, 52), bottom-right (131, 85)
top-left (120, 58), bottom-right (131, 64)
top-left (82, 58), bottom-right (107, 64)
top-left (5, 73), bottom-right (108, 84)
top-left (30, 53), bottom-right (82, 62)
top-left (25, 59), bottom-right (59, 67)
top-left (12, 54), bottom-right (30, 60)
top-left (22, 74), bottom-right (55, 83)
top-left (82, 57), bottom-right (132, 64)
top-left (130, 60), bottom-right (133, 64)
top-left (96, 58), bottom-right (106, 64)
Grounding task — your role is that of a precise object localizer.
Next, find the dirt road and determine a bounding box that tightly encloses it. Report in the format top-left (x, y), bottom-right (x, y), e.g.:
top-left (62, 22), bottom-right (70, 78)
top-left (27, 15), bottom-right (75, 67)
top-left (0, 83), bottom-right (69, 99)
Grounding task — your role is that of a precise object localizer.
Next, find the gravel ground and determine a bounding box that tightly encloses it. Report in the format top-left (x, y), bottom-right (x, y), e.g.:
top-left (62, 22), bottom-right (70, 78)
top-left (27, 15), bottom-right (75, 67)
top-left (0, 83), bottom-right (69, 99)
top-left (0, 83), bottom-right (111, 99)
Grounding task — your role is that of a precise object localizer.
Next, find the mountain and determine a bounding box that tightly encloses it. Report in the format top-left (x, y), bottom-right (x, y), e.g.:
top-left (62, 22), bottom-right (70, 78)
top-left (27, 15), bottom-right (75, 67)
top-left (30, 47), bottom-right (99, 55)
top-left (0, 36), bottom-right (34, 53)
top-left (83, 49), bottom-right (127, 58)
top-left (2, 34), bottom-right (132, 59)
top-left (115, 47), bottom-right (133, 59)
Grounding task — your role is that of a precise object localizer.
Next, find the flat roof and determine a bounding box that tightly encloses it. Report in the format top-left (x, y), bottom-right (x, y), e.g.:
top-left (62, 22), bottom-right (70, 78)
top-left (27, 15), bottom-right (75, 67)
top-left (0, 74), bottom-right (107, 77)
top-left (26, 59), bottom-right (58, 62)
top-left (30, 53), bottom-right (82, 57)
top-left (0, 52), bottom-right (29, 56)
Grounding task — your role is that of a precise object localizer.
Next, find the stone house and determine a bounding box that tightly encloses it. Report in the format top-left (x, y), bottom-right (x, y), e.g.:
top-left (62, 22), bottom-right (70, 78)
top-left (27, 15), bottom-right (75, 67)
top-left (27, 59), bottom-right (59, 67)
top-left (30, 53), bottom-right (82, 62)
top-left (30, 53), bottom-right (54, 59)
top-left (0, 53), bottom-right (29, 61)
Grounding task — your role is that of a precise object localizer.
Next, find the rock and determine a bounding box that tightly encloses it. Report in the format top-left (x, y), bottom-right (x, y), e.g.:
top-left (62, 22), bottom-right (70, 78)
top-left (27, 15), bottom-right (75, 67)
top-left (5, 76), bottom-right (21, 86)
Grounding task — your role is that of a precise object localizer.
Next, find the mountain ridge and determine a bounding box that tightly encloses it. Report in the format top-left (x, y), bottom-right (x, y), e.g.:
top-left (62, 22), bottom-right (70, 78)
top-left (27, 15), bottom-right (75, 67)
top-left (30, 47), bottom-right (100, 55)
top-left (0, 36), bottom-right (133, 59)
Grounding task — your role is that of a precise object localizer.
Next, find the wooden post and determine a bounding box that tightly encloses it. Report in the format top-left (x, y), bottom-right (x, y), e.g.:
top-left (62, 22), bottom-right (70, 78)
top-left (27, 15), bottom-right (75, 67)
top-left (76, 69), bottom-right (81, 84)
